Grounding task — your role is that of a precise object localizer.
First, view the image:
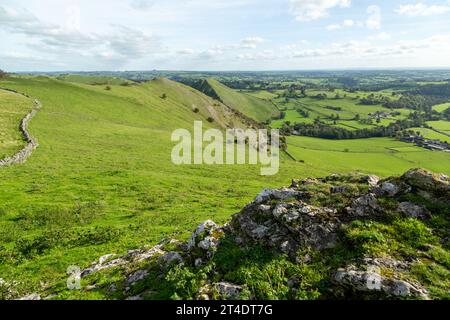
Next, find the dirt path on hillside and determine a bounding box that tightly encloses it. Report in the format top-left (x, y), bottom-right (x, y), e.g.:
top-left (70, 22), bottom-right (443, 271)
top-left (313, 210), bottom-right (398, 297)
top-left (0, 88), bottom-right (42, 167)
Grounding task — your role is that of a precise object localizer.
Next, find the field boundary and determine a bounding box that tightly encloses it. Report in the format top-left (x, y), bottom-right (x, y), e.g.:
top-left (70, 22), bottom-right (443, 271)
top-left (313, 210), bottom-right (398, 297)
top-left (0, 88), bottom-right (42, 167)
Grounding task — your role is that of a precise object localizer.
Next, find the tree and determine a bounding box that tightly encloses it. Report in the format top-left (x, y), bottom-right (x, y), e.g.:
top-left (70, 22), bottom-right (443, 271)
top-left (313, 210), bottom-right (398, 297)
top-left (0, 69), bottom-right (7, 79)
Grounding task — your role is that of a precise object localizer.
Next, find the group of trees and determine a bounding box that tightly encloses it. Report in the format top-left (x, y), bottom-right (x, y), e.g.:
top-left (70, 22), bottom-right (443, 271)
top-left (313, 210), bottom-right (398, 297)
top-left (359, 93), bottom-right (390, 105)
top-left (442, 107), bottom-right (450, 121)
top-left (282, 117), bottom-right (427, 140)
top-left (296, 108), bottom-right (309, 118)
top-left (0, 69), bottom-right (8, 79)
top-left (407, 82), bottom-right (450, 98)
top-left (383, 94), bottom-right (444, 112)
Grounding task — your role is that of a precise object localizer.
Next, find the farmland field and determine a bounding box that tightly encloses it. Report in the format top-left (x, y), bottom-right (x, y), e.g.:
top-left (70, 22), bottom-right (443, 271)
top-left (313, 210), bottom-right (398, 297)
top-left (0, 89), bottom-right (35, 159)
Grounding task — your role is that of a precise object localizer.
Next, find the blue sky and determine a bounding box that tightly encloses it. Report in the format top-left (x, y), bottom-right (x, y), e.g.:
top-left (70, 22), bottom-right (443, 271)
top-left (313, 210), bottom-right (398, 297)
top-left (1, 0), bottom-right (450, 71)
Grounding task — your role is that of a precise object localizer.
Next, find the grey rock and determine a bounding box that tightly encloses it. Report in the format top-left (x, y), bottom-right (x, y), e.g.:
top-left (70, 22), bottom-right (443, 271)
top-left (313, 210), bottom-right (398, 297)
top-left (18, 293), bottom-right (41, 300)
top-left (333, 262), bottom-right (429, 299)
top-left (214, 282), bottom-right (242, 299)
top-left (403, 168), bottom-right (449, 193)
top-left (397, 202), bottom-right (430, 219)
top-left (251, 225), bottom-right (270, 239)
top-left (126, 269), bottom-right (149, 285)
top-left (159, 252), bottom-right (184, 266)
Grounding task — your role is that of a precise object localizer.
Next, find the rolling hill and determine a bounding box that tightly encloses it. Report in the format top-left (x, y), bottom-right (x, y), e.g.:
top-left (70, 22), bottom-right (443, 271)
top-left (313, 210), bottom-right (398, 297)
top-left (193, 78), bottom-right (280, 123)
top-left (0, 74), bottom-right (449, 299)
top-left (0, 75), bottom-right (305, 299)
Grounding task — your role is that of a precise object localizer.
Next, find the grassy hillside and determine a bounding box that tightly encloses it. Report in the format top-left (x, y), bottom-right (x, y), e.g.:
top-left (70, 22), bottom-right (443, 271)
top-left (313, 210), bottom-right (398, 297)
top-left (0, 75), bottom-right (449, 299)
top-left (0, 89), bottom-right (35, 159)
top-left (200, 79), bottom-right (280, 123)
top-left (0, 76), bottom-right (309, 298)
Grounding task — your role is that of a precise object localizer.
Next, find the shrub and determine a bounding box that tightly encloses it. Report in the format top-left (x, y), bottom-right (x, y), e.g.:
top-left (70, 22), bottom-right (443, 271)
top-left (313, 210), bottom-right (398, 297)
top-left (207, 117), bottom-right (214, 123)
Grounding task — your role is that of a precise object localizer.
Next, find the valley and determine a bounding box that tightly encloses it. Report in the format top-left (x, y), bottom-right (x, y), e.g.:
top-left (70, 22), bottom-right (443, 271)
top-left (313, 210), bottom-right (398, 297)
top-left (0, 70), bottom-right (449, 300)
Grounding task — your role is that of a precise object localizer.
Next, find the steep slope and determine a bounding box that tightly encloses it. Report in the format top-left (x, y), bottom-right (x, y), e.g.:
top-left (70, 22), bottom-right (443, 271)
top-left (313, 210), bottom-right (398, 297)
top-left (64, 77), bottom-right (254, 130)
top-left (0, 75), bottom-right (306, 299)
top-left (195, 78), bottom-right (280, 123)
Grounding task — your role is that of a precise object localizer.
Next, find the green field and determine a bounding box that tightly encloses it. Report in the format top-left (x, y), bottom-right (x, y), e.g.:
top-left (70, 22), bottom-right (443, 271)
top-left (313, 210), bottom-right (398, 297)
top-left (410, 127), bottom-right (450, 141)
top-left (0, 89), bottom-right (35, 159)
top-left (287, 136), bottom-right (450, 176)
top-left (427, 121), bottom-right (450, 133)
top-left (269, 89), bottom-right (411, 132)
top-left (432, 102), bottom-right (450, 113)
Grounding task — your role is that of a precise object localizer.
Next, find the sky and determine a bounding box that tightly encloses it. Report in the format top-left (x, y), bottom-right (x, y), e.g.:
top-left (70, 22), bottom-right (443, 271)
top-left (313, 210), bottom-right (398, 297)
top-left (1, 0), bottom-right (450, 71)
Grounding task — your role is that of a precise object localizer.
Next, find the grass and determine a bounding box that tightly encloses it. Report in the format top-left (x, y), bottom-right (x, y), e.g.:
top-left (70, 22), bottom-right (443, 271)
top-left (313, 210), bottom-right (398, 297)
top-left (56, 74), bottom-right (134, 86)
top-left (427, 121), bottom-right (450, 133)
top-left (432, 102), bottom-right (450, 113)
top-left (0, 76), bottom-right (318, 297)
top-left (410, 128), bottom-right (450, 142)
top-left (206, 79), bottom-right (279, 122)
top-left (0, 89), bottom-right (35, 159)
top-left (1, 75), bottom-right (449, 299)
top-left (286, 136), bottom-right (450, 176)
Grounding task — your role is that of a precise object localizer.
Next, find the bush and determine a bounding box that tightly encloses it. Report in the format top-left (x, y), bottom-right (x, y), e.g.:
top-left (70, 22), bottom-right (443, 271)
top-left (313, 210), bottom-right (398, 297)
top-left (207, 117), bottom-right (214, 123)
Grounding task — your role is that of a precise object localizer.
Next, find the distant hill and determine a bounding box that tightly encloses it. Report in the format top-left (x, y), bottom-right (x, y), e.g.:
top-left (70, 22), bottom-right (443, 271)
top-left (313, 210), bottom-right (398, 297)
top-left (56, 74), bottom-right (135, 86)
top-left (193, 78), bottom-right (280, 123)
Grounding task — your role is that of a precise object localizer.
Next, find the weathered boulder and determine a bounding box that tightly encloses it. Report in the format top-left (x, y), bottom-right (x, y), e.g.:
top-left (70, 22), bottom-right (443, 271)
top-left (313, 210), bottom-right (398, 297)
top-left (333, 262), bottom-right (429, 299)
top-left (159, 251), bottom-right (184, 266)
top-left (397, 202), bottom-right (430, 219)
top-left (214, 282), bottom-right (243, 300)
top-left (402, 168), bottom-right (449, 194)
top-left (125, 269), bottom-right (149, 286)
top-left (231, 199), bottom-right (340, 253)
top-left (346, 193), bottom-right (381, 217)
top-left (254, 188), bottom-right (304, 204)
top-left (188, 220), bottom-right (224, 259)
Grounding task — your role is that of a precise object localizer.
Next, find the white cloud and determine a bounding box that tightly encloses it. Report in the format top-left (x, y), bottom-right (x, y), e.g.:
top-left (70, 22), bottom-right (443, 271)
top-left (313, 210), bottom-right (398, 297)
top-left (326, 19), bottom-right (355, 31)
top-left (239, 37), bottom-right (265, 49)
top-left (176, 48), bottom-right (196, 55)
top-left (396, 3), bottom-right (450, 17)
top-left (129, 0), bottom-right (155, 10)
top-left (289, 0), bottom-right (351, 21)
top-left (343, 19), bottom-right (354, 27)
top-left (66, 6), bottom-right (81, 31)
top-left (326, 24), bottom-right (341, 30)
top-left (369, 32), bottom-right (391, 41)
top-left (366, 5), bottom-right (381, 30)
top-left (0, 5), bottom-right (162, 66)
